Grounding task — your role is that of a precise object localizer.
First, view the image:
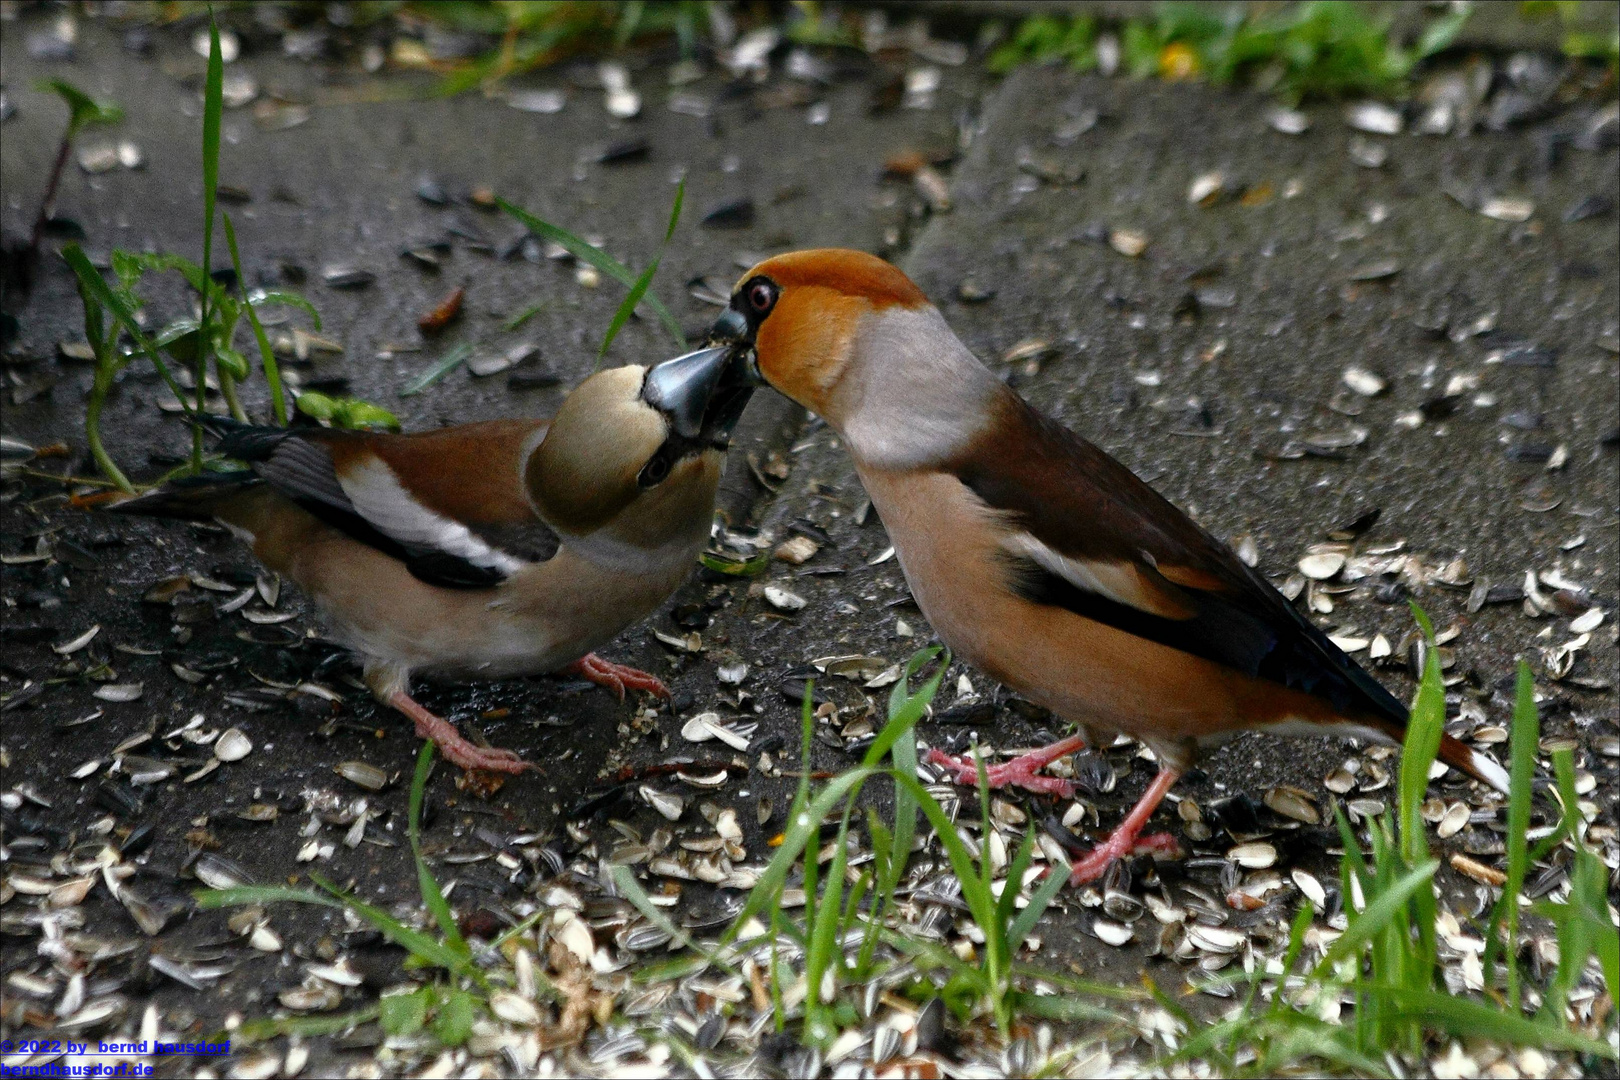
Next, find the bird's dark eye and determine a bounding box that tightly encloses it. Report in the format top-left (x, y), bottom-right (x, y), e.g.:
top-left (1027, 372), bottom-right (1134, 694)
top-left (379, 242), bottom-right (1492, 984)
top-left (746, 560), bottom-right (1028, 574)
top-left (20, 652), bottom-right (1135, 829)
top-left (638, 451), bottom-right (672, 488)
top-left (747, 281), bottom-right (776, 314)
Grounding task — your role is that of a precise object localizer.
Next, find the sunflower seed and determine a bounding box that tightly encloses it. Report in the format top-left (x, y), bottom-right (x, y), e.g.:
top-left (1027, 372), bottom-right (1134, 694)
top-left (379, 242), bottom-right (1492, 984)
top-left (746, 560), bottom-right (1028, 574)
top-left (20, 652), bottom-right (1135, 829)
top-left (193, 853), bottom-right (253, 890)
top-left (1346, 101), bottom-right (1401, 135)
top-left (764, 585), bottom-right (806, 611)
top-left (1227, 842), bottom-right (1277, 869)
top-left (1108, 229), bottom-right (1148, 257)
top-left (1342, 366), bottom-right (1387, 396)
top-left (279, 985), bottom-right (342, 1011)
top-left (1188, 171), bottom-right (1225, 206)
top-left (214, 727), bottom-right (252, 762)
top-left (1292, 869), bottom-right (1327, 908)
top-left (641, 786), bottom-right (684, 822)
top-left (1569, 607), bottom-right (1603, 634)
top-left (54, 625), bottom-right (102, 654)
top-left (1092, 919), bottom-right (1133, 946)
top-left (1268, 107), bottom-right (1310, 134)
top-left (1264, 786), bottom-right (1320, 824)
top-left (335, 761), bottom-right (387, 791)
top-left (1299, 553), bottom-right (1345, 580)
top-left (1479, 196), bottom-right (1534, 222)
top-left (490, 990), bottom-right (540, 1026)
top-left (1437, 801), bottom-right (1470, 839)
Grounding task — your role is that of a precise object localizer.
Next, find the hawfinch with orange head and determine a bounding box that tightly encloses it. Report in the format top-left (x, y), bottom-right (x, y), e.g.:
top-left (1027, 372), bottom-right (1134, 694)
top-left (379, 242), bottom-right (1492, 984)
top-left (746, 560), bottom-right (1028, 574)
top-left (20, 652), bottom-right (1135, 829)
top-left (114, 348), bottom-right (751, 774)
top-left (709, 249), bottom-right (1510, 884)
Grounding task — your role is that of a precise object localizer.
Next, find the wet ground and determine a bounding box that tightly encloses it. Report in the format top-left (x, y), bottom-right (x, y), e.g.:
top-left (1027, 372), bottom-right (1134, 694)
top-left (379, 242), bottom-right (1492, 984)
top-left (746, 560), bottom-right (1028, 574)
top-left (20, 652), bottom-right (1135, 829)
top-left (2, 5), bottom-right (1617, 1078)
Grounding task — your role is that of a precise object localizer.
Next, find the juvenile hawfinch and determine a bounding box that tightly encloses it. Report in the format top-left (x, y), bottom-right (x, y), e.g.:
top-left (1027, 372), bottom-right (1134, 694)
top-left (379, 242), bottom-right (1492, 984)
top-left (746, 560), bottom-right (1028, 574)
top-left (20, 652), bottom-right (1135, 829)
top-left (708, 249), bottom-right (1510, 884)
top-left (113, 347), bottom-right (751, 774)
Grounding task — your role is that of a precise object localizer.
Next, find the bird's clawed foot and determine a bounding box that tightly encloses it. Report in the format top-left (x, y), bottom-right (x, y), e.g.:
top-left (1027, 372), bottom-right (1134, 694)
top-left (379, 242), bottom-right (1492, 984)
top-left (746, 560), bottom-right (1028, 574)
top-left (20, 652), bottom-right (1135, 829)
top-left (565, 653), bottom-right (671, 700)
top-left (1066, 830), bottom-right (1181, 885)
top-left (1064, 766), bottom-right (1184, 885)
top-left (387, 691), bottom-right (535, 774)
top-left (924, 734), bottom-right (1088, 798)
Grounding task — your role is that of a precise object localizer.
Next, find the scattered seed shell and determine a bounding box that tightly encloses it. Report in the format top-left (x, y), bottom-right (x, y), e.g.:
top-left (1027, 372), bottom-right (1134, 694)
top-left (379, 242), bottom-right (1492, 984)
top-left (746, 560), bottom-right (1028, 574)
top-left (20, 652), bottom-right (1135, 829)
top-left (335, 760), bottom-right (387, 791)
top-left (763, 585), bottom-right (807, 611)
top-left (214, 727), bottom-right (252, 762)
top-left (1227, 842), bottom-right (1277, 869)
top-left (1299, 553), bottom-right (1345, 580)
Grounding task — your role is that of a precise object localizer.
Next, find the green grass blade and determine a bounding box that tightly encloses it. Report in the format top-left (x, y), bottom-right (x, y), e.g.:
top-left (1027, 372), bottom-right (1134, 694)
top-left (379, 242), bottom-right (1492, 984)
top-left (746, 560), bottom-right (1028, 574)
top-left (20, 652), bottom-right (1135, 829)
top-left (196, 7), bottom-right (224, 472)
top-left (223, 213), bottom-right (285, 425)
top-left (400, 342), bottom-right (473, 396)
top-left (306, 871), bottom-right (484, 986)
top-left (1314, 858), bottom-right (1437, 977)
top-left (230, 1005), bottom-right (380, 1046)
top-left (805, 807), bottom-right (854, 1044)
top-left (1399, 604), bottom-right (1445, 867)
top-left (61, 244), bottom-right (190, 406)
top-left (408, 742), bottom-right (470, 957)
top-left (719, 767), bottom-right (878, 949)
top-left (888, 770), bottom-right (1000, 940)
top-left (608, 863), bottom-right (737, 978)
top-left (193, 884), bottom-right (345, 911)
top-left (37, 78), bottom-right (124, 135)
top-left (1486, 659), bottom-right (1540, 1007)
top-left (496, 196), bottom-right (685, 350)
top-left (1368, 987), bottom-right (1615, 1057)
top-left (1006, 851), bottom-right (1071, 954)
top-left (1005, 991), bottom-right (1120, 1024)
top-left (598, 178), bottom-right (684, 363)
top-left (996, 827), bottom-right (1037, 934)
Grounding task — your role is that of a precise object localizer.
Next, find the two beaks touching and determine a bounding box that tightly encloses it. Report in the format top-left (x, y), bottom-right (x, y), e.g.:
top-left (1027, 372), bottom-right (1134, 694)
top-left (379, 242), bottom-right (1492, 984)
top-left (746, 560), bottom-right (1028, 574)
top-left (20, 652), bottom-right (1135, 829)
top-left (117, 249), bottom-right (1510, 888)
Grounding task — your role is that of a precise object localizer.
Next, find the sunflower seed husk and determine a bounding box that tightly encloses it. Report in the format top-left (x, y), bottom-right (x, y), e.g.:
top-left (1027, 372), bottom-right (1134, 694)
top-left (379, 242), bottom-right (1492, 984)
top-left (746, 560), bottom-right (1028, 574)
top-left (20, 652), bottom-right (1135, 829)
top-left (1346, 101), bottom-right (1401, 135)
top-left (54, 624), bottom-right (101, 654)
top-left (214, 727), bottom-right (252, 762)
top-left (1092, 919), bottom-right (1133, 946)
top-left (1264, 786), bottom-right (1319, 824)
top-left (1227, 842), bottom-right (1277, 869)
top-left (94, 683), bottom-right (143, 703)
top-left (764, 585), bottom-right (806, 611)
top-left (1299, 553), bottom-right (1345, 580)
top-left (335, 761), bottom-right (387, 791)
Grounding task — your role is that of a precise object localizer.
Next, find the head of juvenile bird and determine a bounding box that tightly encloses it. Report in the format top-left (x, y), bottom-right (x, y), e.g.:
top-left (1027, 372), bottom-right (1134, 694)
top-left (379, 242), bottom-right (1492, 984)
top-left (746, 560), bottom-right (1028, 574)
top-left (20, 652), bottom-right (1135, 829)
top-left (706, 248), bottom-right (999, 470)
top-left (526, 347), bottom-right (752, 559)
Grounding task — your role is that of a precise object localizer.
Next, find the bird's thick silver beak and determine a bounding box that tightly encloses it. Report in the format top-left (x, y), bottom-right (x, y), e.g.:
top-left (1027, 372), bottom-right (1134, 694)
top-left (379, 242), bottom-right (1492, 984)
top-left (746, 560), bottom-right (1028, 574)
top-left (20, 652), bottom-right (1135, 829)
top-left (642, 346), bottom-right (733, 440)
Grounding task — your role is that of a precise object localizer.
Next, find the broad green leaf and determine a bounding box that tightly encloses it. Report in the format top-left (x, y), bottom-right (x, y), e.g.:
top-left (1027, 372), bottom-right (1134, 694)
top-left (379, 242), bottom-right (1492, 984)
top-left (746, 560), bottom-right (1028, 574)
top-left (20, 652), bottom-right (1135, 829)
top-left (379, 987), bottom-right (431, 1036)
top-left (246, 289), bottom-right (322, 329)
top-left (430, 988), bottom-right (477, 1046)
top-left (36, 79), bottom-right (122, 135)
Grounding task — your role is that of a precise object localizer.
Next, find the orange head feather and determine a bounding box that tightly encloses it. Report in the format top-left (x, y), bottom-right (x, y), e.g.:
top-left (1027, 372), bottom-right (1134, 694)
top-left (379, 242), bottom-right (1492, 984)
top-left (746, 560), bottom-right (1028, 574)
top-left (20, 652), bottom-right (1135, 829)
top-left (724, 249), bottom-right (929, 415)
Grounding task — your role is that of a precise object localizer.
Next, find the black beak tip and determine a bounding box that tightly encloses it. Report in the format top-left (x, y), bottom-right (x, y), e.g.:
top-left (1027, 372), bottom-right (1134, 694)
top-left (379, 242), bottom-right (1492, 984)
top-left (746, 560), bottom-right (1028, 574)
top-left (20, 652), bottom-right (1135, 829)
top-left (643, 346), bottom-right (731, 440)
